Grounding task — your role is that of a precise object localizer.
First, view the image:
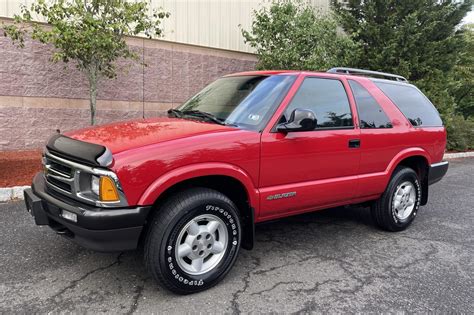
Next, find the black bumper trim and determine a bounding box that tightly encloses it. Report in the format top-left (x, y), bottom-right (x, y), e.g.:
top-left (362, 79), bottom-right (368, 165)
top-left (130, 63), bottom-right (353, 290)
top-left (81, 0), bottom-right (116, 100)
top-left (428, 161), bottom-right (449, 185)
top-left (25, 173), bottom-right (152, 252)
top-left (52, 220), bottom-right (143, 252)
top-left (32, 173), bottom-right (150, 230)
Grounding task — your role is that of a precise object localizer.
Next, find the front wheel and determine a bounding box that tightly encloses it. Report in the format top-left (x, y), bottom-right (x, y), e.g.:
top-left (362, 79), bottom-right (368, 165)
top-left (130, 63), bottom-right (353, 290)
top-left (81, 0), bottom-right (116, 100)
top-left (371, 166), bottom-right (421, 231)
top-left (144, 188), bottom-right (241, 294)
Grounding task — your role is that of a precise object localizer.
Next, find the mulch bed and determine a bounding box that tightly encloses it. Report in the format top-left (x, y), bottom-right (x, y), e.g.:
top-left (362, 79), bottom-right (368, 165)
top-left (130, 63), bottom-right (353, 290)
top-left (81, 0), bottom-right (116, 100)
top-left (0, 150), bottom-right (42, 187)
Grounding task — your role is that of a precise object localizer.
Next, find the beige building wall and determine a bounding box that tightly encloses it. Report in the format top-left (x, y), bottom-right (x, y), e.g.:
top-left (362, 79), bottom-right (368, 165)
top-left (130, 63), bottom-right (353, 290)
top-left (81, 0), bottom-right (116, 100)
top-left (0, 27), bottom-right (257, 150)
top-left (0, 0), bottom-right (331, 53)
top-left (0, 0), bottom-right (331, 151)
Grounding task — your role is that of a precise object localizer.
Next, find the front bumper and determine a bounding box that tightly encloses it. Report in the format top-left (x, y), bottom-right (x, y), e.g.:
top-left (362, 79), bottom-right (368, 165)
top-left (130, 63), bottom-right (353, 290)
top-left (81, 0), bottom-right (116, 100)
top-left (428, 161), bottom-right (449, 185)
top-left (24, 173), bottom-right (151, 252)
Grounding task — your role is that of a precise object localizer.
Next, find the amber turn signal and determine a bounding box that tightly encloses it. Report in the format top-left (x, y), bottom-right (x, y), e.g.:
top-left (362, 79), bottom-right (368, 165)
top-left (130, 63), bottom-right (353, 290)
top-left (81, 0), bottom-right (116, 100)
top-left (99, 176), bottom-right (120, 202)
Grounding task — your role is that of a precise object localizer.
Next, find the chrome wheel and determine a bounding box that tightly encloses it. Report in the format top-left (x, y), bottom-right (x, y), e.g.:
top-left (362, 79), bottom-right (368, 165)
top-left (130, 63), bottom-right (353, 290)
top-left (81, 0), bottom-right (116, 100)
top-left (392, 181), bottom-right (416, 220)
top-left (175, 214), bottom-right (228, 275)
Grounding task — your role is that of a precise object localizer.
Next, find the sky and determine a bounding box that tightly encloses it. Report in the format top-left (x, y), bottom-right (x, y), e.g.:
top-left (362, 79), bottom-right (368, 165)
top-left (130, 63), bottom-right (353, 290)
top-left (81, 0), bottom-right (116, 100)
top-left (462, 10), bottom-right (474, 25)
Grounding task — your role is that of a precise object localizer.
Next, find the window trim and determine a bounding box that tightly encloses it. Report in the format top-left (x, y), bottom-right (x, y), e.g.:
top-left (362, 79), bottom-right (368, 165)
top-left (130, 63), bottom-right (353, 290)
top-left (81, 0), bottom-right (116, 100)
top-left (348, 79), bottom-right (393, 130)
top-left (271, 76), bottom-right (355, 133)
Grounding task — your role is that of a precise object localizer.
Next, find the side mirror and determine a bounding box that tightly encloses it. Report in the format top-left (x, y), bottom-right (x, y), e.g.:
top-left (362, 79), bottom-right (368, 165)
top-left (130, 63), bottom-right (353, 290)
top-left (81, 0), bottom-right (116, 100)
top-left (277, 109), bottom-right (317, 132)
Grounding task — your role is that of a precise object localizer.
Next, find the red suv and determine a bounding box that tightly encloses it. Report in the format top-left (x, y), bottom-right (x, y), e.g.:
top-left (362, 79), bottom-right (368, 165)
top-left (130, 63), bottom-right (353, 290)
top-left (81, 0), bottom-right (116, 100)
top-left (24, 68), bottom-right (448, 294)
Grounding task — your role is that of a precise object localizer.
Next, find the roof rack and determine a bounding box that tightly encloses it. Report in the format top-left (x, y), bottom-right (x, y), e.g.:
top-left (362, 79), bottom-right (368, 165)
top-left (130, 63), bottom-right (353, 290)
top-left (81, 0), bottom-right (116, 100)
top-left (327, 67), bottom-right (408, 82)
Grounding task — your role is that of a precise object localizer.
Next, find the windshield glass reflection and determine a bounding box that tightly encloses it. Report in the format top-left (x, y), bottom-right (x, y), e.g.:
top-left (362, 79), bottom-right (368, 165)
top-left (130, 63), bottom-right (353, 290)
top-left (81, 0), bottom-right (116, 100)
top-left (177, 75), bottom-right (295, 130)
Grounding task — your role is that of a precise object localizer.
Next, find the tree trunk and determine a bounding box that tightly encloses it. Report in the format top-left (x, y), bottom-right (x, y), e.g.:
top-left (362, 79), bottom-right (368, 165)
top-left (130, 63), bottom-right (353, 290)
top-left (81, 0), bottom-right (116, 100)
top-left (88, 69), bottom-right (98, 125)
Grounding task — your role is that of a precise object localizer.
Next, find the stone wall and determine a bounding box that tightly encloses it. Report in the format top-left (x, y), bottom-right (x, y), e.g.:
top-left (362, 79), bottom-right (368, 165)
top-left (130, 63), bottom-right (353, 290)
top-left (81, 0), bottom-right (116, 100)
top-left (0, 32), bottom-right (256, 151)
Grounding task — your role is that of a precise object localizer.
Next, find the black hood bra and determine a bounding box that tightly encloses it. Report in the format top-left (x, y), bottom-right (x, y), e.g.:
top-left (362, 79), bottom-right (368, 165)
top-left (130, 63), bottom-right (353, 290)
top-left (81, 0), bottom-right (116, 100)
top-left (46, 134), bottom-right (112, 167)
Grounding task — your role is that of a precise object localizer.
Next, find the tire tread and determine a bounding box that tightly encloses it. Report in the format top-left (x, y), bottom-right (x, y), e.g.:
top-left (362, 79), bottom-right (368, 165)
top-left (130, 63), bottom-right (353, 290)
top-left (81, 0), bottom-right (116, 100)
top-left (144, 187), bottom-right (238, 294)
top-left (371, 166), bottom-right (420, 232)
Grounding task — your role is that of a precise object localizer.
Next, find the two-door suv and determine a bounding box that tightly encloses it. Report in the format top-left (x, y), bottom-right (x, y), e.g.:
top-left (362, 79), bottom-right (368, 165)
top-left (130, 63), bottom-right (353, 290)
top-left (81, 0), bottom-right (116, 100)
top-left (24, 67), bottom-right (448, 294)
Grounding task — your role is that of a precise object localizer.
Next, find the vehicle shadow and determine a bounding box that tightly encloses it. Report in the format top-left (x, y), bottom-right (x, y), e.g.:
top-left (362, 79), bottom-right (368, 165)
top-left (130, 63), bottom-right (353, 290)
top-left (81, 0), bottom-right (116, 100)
top-left (122, 205), bottom-right (376, 271)
top-left (255, 205), bottom-right (375, 236)
top-left (2, 203), bottom-right (383, 310)
top-left (123, 205), bottom-right (376, 263)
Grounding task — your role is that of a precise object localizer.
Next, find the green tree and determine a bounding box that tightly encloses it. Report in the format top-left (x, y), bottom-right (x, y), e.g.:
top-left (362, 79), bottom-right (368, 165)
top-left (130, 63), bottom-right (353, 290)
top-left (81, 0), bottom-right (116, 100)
top-left (332, 0), bottom-right (471, 80)
top-left (451, 24), bottom-right (473, 118)
top-left (241, 0), bottom-right (360, 71)
top-left (446, 24), bottom-right (474, 151)
top-left (3, 0), bottom-right (169, 125)
top-left (332, 0), bottom-right (473, 150)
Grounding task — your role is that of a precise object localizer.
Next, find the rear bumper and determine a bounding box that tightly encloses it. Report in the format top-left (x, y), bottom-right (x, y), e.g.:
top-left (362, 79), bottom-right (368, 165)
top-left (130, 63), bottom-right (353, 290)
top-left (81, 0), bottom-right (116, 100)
top-left (24, 173), bottom-right (151, 252)
top-left (428, 161), bottom-right (449, 185)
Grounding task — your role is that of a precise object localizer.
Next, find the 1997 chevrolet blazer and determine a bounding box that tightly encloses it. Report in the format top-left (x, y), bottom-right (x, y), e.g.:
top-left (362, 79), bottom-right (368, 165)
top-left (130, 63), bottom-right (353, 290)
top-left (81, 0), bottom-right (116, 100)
top-left (24, 67), bottom-right (448, 294)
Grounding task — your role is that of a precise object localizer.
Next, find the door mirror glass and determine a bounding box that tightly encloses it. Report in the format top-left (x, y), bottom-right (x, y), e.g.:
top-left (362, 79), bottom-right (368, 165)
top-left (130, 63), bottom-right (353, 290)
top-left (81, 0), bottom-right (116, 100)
top-left (277, 108), bottom-right (317, 132)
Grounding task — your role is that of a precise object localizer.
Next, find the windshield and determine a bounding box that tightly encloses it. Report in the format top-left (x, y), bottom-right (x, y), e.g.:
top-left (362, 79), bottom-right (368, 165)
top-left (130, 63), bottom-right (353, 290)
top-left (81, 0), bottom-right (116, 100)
top-left (176, 75), bottom-right (295, 131)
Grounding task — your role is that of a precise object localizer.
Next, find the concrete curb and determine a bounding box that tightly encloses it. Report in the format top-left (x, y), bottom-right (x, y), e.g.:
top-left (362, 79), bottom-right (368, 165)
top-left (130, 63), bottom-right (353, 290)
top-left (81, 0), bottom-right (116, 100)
top-left (0, 152), bottom-right (473, 203)
top-left (443, 152), bottom-right (474, 160)
top-left (0, 186), bottom-right (30, 202)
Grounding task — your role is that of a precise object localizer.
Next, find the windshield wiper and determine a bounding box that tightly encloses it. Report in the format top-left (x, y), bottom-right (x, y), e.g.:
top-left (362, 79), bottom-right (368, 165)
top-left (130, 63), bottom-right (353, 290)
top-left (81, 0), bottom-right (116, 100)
top-left (167, 108), bottom-right (183, 118)
top-left (182, 110), bottom-right (237, 126)
top-left (182, 110), bottom-right (223, 124)
top-left (168, 108), bottom-right (236, 126)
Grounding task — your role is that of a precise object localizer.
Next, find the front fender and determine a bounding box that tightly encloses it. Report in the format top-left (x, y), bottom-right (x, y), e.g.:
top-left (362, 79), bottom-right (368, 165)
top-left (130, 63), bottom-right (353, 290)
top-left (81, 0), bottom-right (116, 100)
top-left (137, 162), bottom-right (259, 211)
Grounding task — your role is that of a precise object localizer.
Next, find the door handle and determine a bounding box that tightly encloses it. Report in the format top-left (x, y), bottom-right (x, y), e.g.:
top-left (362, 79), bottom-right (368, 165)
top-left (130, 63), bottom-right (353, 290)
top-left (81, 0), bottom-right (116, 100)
top-left (348, 139), bottom-right (360, 148)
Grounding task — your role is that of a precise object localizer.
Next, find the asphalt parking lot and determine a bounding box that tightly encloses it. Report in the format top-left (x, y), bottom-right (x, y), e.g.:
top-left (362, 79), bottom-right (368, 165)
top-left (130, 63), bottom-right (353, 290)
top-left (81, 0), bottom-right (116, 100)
top-left (1, 158), bottom-right (473, 313)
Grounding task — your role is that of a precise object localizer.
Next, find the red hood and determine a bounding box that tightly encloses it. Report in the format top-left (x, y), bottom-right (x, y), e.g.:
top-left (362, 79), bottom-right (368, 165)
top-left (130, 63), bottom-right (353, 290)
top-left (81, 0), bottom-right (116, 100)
top-left (65, 117), bottom-right (235, 154)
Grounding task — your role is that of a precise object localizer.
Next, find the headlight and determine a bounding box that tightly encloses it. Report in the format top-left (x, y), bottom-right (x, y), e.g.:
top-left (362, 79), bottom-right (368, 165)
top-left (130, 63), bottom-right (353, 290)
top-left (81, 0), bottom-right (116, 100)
top-left (90, 175), bottom-right (119, 202)
top-left (91, 175), bottom-right (100, 196)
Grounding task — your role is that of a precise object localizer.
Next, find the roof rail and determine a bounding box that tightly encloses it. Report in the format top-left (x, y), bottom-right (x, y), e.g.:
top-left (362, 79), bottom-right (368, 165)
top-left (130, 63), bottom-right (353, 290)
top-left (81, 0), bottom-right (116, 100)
top-left (327, 67), bottom-right (408, 82)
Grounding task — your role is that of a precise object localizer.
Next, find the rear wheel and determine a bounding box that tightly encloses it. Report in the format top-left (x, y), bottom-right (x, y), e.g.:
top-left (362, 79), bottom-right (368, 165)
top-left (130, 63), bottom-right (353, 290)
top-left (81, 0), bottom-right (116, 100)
top-left (144, 188), bottom-right (241, 294)
top-left (371, 167), bottom-right (421, 231)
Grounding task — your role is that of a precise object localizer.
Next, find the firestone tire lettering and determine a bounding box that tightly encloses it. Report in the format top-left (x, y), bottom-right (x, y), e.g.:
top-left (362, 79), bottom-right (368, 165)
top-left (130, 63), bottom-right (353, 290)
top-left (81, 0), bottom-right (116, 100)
top-left (144, 188), bottom-right (241, 294)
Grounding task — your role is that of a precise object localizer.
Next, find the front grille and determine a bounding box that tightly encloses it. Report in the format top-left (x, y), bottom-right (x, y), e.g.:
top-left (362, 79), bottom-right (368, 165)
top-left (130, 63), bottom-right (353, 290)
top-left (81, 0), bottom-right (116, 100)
top-left (47, 176), bottom-right (72, 192)
top-left (48, 160), bottom-right (73, 178)
top-left (43, 154), bottom-right (75, 195)
top-left (42, 148), bottom-right (128, 208)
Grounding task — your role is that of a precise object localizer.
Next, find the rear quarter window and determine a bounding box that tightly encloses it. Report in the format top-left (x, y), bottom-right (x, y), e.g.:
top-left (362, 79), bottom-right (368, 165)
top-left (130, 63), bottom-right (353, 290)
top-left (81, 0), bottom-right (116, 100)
top-left (374, 81), bottom-right (443, 127)
top-left (349, 80), bottom-right (392, 129)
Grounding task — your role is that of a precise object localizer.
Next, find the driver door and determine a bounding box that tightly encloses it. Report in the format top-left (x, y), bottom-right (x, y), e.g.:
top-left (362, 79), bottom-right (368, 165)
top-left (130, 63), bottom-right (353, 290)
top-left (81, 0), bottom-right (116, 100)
top-left (259, 76), bottom-right (361, 220)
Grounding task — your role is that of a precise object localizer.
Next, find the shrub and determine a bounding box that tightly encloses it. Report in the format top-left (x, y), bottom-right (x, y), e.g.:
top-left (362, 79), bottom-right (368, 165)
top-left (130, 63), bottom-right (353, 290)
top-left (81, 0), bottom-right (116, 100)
top-left (241, 0), bottom-right (360, 71)
top-left (445, 115), bottom-right (474, 151)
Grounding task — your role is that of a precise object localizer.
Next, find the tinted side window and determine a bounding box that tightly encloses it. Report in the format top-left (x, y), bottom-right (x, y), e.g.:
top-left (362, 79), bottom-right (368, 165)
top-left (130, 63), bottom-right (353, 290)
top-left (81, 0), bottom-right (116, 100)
top-left (285, 78), bottom-right (353, 129)
top-left (349, 80), bottom-right (392, 129)
top-left (375, 81), bottom-right (443, 127)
